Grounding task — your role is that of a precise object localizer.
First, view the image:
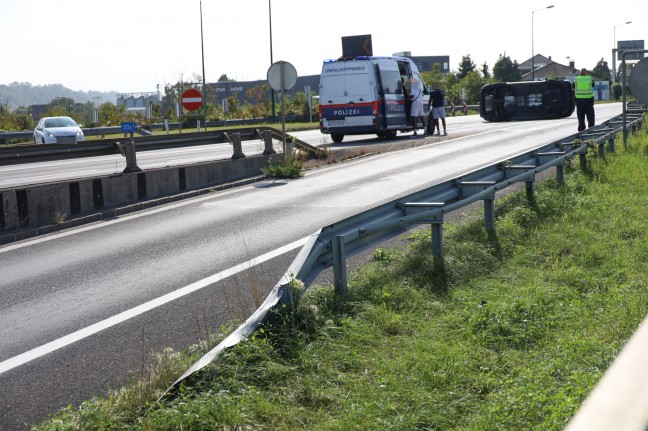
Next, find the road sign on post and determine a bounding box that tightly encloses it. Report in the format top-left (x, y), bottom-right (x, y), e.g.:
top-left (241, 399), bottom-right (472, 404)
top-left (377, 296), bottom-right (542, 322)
top-left (267, 61), bottom-right (298, 158)
top-left (120, 122), bottom-right (137, 133)
top-left (181, 89), bottom-right (203, 111)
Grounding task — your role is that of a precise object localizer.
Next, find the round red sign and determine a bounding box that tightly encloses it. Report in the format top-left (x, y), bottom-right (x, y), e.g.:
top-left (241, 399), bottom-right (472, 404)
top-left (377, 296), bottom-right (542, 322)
top-left (181, 89), bottom-right (203, 111)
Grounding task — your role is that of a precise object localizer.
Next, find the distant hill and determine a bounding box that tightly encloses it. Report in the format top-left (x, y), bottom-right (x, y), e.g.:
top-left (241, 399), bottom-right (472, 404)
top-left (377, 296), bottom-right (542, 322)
top-left (0, 82), bottom-right (118, 110)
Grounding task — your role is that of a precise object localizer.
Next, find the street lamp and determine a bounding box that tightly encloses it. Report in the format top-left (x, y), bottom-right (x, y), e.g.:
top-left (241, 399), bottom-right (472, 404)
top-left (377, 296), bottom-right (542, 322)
top-left (269, 0), bottom-right (276, 122)
top-left (531, 5), bottom-right (554, 81)
top-left (612, 21), bottom-right (632, 84)
top-left (200, 0), bottom-right (207, 130)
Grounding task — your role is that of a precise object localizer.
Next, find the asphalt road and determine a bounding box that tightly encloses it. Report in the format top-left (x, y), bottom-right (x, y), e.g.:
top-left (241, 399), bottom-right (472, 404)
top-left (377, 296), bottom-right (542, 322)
top-left (0, 105), bottom-right (624, 430)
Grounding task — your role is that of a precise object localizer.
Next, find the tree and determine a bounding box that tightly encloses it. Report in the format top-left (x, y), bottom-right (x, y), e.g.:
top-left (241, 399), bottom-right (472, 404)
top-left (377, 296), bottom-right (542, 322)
top-left (218, 74), bottom-right (234, 82)
top-left (457, 55), bottom-right (476, 80)
top-left (592, 58), bottom-right (611, 81)
top-left (422, 63), bottom-right (444, 84)
top-left (462, 71), bottom-right (487, 104)
top-left (481, 62), bottom-right (491, 78)
top-left (493, 54), bottom-right (522, 82)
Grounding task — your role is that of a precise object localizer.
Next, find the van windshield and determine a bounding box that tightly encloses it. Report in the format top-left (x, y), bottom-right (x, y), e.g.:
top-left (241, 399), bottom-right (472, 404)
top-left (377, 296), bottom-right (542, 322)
top-left (379, 70), bottom-right (402, 95)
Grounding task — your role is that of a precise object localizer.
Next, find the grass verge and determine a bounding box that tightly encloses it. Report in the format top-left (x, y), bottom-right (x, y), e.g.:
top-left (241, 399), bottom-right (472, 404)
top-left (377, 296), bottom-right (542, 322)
top-left (33, 128), bottom-right (648, 430)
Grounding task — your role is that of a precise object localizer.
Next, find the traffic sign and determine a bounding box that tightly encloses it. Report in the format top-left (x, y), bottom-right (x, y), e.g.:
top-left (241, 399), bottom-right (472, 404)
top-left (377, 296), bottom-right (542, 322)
top-left (181, 89), bottom-right (203, 111)
top-left (121, 121), bottom-right (137, 133)
top-left (267, 61), bottom-right (298, 92)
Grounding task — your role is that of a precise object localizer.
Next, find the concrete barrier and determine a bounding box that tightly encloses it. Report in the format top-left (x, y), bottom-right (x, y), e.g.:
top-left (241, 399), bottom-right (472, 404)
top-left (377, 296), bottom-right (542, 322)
top-left (0, 153), bottom-right (280, 244)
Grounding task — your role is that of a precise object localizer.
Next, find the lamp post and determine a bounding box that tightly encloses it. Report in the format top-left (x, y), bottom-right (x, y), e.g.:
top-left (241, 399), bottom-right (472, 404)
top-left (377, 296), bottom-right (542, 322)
top-left (269, 0), bottom-right (276, 123)
top-left (531, 5), bottom-right (554, 81)
top-left (612, 21), bottom-right (632, 84)
top-left (200, 0), bottom-right (207, 130)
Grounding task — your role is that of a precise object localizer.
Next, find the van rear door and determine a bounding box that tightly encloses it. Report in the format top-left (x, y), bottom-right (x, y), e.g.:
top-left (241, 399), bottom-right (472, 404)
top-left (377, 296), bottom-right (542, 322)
top-left (319, 61), bottom-right (374, 131)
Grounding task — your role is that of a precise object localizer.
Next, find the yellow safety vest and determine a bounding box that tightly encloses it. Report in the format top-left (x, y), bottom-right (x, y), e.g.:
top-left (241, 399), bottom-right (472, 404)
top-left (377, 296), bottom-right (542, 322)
top-left (574, 75), bottom-right (594, 99)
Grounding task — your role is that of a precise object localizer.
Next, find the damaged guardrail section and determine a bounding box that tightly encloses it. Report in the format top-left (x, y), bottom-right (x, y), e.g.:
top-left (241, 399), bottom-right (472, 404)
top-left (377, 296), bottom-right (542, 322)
top-left (162, 111), bottom-right (644, 401)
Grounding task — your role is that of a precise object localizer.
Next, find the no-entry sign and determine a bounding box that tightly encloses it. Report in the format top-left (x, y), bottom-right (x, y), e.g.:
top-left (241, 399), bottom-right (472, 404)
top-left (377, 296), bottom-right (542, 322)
top-left (181, 89), bottom-right (203, 111)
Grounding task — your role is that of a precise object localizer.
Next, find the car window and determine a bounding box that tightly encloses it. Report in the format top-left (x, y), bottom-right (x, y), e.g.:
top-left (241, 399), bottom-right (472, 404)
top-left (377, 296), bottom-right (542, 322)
top-left (45, 118), bottom-right (76, 128)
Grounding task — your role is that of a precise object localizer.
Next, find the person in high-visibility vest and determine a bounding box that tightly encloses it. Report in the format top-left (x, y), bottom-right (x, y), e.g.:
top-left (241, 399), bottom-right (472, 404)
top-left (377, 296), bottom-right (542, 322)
top-left (572, 68), bottom-right (595, 132)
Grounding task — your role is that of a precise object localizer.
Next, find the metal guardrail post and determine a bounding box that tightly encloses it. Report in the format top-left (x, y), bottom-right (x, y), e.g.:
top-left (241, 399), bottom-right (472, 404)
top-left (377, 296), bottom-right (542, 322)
top-left (262, 130), bottom-right (276, 156)
top-left (556, 165), bottom-right (565, 185)
top-left (400, 202), bottom-right (446, 267)
top-left (538, 151), bottom-right (566, 185)
top-left (332, 235), bottom-right (348, 297)
top-left (231, 133), bottom-right (245, 160)
top-left (431, 220), bottom-right (444, 270)
top-left (525, 180), bottom-right (535, 203)
top-left (457, 181), bottom-right (497, 232)
top-left (484, 198), bottom-right (495, 232)
top-left (579, 152), bottom-right (587, 170)
top-left (502, 165), bottom-right (536, 203)
top-left (607, 135), bottom-right (616, 153)
top-left (115, 141), bottom-right (142, 173)
top-left (597, 142), bottom-right (606, 159)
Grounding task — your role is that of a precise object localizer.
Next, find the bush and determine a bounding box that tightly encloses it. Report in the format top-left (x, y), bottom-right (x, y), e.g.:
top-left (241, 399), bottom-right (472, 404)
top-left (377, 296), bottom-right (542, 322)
top-left (261, 153), bottom-right (304, 178)
top-left (611, 82), bottom-right (622, 100)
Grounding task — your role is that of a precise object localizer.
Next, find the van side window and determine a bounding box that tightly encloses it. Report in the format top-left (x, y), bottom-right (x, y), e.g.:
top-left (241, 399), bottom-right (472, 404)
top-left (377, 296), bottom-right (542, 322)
top-left (380, 70), bottom-right (402, 95)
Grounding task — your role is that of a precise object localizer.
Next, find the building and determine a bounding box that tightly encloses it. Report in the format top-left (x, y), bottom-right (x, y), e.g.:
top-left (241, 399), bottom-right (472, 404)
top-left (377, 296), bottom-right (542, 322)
top-left (519, 54), bottom-right (578, 81)
top-left (393, 52), bottom-right (451, 74)
top-left (117, 92), bottom-right (160, 109)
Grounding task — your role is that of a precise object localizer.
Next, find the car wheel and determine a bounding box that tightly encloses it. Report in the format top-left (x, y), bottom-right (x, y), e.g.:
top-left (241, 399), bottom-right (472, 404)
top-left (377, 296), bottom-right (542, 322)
top-left (331, 133), bottom-right (344, 143)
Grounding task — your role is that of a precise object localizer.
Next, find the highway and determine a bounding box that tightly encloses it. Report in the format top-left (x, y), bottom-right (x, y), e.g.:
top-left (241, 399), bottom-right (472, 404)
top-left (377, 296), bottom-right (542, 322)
top-left (0, 105), bottom-right (624, 429)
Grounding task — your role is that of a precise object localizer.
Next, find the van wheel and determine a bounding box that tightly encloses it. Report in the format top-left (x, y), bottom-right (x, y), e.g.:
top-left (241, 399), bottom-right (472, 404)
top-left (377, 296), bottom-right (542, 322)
top-left (331, 133), bottom-right (344, 143)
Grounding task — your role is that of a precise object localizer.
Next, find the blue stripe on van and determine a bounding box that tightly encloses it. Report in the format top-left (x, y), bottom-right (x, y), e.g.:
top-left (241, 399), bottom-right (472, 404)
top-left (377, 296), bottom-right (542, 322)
top-left (319, 103), bottom-right (374, 119)
top-left (385, 100), bottom-right (406, 114)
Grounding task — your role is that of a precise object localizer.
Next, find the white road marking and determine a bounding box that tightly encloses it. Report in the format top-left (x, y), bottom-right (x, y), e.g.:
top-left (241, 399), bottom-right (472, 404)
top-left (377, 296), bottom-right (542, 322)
top-left (0, 236), bottom-right (308, 375)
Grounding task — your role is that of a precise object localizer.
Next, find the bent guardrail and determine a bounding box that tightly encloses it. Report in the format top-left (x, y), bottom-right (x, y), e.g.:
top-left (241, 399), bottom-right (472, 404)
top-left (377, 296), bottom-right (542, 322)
top-left (0, 126), bottom-right (323, 166)
top-left (161, 112), bottom-right (644, 401)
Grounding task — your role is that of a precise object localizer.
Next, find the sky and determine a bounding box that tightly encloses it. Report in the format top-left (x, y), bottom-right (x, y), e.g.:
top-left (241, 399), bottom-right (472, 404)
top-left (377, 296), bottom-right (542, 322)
top-left (1, 0), bottom-right (646, 95)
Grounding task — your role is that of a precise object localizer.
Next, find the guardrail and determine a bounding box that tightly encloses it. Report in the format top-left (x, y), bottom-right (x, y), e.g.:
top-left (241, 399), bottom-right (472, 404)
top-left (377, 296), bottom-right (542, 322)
top-left (0, 126), bottom-right (323, 166)
top-left (160, 111), bottom-right (646, 418)
top-left (0, 117), bottom-right (302, 145)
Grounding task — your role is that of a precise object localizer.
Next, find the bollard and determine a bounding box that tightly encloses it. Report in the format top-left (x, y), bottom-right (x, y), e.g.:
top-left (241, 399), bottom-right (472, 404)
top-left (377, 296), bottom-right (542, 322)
top-left (262, 130), bottom-right (276, 155)
top-left (231, 133), bottom-right (246, 160)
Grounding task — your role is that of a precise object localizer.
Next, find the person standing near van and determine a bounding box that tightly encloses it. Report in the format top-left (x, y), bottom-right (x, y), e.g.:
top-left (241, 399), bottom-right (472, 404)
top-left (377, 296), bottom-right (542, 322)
top-left (406, 76), bottom-right (427, 137)
top-left (427, 87), bottom-right (447, 136)
top-left (573, 68), bottom-right (595, 132)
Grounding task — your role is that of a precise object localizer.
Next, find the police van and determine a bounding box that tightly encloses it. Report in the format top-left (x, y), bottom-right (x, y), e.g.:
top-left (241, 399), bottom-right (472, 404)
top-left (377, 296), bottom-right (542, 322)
top-left (318, 56), bottom-right (429, 143)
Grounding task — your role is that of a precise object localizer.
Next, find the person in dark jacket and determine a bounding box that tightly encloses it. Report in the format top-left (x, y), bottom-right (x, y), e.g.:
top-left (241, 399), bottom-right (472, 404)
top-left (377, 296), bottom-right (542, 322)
top-left (427, 87), bottom-right (447, 136)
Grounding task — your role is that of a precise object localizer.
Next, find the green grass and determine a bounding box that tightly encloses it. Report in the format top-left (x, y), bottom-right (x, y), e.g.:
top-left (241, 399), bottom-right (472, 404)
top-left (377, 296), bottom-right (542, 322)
top-left (32, 127), bottom-right (648, 430)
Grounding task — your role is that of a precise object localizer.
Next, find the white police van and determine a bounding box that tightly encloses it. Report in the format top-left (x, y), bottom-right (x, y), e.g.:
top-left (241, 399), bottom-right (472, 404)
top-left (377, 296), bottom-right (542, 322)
top-left (318, 56), bottom-right (429, 143)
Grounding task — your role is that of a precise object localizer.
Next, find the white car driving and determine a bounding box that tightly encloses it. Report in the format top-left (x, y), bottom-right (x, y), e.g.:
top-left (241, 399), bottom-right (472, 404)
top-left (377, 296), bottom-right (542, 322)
top-left (34, 116), bottom-right (85, 144)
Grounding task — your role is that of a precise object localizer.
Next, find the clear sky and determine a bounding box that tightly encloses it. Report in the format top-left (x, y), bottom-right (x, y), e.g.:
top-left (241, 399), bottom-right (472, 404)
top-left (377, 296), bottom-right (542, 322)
top-left (2, 0), bottom-right (646, 94)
